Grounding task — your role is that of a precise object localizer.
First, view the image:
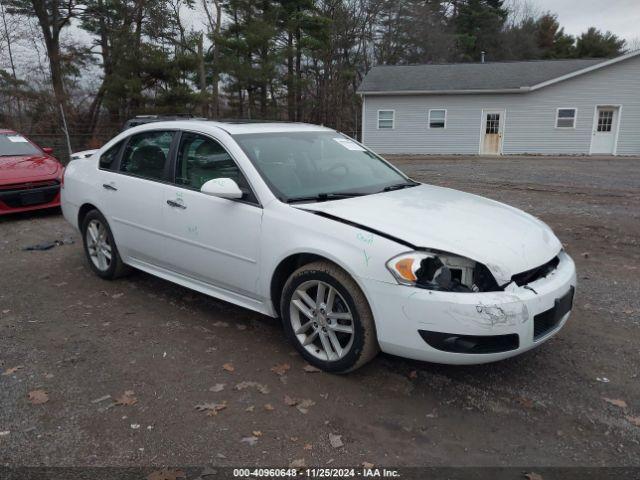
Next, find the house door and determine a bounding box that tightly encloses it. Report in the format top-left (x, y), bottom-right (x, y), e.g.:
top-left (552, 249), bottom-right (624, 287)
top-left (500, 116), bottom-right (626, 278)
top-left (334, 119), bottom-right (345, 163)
top-left (480, 110), bottom-right (505, 155)
top-left (590, 106), bottom-right (619, 155)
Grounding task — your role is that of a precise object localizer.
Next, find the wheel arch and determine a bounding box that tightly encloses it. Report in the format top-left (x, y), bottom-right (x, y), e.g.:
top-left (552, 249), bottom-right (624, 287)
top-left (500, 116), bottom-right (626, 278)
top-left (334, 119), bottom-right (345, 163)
top-left (77, 203), bottom-right (100, 230)
top-left (269, 251), bottom-right (373, 319)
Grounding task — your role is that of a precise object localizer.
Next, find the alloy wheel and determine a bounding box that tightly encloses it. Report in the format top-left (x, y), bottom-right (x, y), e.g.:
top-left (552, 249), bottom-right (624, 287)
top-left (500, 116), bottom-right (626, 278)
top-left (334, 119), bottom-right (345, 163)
top-left (85, 219), bottom-right (112, 272)
top-left (289, 280), bottom-right (355, 361)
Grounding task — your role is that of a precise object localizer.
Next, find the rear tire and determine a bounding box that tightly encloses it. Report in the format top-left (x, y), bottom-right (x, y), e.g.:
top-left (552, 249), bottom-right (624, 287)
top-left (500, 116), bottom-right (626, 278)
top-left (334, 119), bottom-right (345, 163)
top-left (81, 209), bottom-right (130, 280)
top-left (280, 261), bottom-right (379, 373)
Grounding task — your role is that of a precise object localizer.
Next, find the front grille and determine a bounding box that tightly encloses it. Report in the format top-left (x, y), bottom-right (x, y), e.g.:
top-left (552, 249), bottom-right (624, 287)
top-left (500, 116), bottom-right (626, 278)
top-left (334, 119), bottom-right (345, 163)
top-left (0, 180), bottom-right (59, 208)
top-left (0, 179), bottom-right (59, 191)
top-left (511, 256), bottom-right (560, 286)
top-left (419, 330), bottom-right (519, 354)
top-left (533, 286), bottom-right (574, 340)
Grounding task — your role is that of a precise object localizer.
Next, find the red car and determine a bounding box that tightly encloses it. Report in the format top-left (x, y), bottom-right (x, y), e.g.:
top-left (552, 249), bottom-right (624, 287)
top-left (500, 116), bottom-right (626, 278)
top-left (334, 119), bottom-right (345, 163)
top-left (0, 129), bottom-right (63, 215)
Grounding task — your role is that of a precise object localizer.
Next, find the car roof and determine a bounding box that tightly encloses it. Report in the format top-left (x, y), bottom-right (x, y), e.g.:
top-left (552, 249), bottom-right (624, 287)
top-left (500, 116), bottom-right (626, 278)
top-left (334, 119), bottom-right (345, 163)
top-left (124, 120), bottom-right (334, 135)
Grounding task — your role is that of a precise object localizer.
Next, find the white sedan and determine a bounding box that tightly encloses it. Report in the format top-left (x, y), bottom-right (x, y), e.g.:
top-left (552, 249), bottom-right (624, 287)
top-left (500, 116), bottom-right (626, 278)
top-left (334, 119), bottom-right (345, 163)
top-left (61, 121), bottom-right (576, 372)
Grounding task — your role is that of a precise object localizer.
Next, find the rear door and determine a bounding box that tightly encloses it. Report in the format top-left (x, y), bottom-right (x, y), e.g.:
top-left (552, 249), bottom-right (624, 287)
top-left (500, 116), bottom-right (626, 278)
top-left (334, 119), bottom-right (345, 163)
top-left (161, 131), bottom-right (263, 301)
top-left (98, 130), bottom-right (177, 267)
top-left (480, 109), bottom-right (505, 155)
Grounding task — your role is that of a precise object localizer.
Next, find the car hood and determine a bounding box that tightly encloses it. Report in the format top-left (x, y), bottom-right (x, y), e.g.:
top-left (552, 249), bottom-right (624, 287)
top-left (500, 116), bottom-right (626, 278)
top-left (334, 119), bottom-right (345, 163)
top-left (295, 184), bottom-right (562, 285)
top-left (0, 154), bottom-right (61, 183)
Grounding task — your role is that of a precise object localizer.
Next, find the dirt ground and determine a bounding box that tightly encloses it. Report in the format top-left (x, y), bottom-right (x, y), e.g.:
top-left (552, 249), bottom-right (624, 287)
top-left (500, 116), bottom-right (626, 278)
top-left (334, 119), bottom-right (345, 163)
top-left (1, 155), bottom-right (639, 469)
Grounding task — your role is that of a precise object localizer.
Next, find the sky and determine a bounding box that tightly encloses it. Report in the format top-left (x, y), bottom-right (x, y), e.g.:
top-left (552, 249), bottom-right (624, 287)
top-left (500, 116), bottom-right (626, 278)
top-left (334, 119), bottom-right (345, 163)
top-left (530, 0), bottom-right (640, 42)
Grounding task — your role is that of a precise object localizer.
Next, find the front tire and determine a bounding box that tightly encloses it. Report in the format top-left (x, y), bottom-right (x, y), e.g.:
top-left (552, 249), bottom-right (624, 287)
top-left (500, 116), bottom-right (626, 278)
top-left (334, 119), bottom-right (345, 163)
top-left (281, 261), bottom-right (379, 373)
top-left (81, 210), bottom-right (130, 280)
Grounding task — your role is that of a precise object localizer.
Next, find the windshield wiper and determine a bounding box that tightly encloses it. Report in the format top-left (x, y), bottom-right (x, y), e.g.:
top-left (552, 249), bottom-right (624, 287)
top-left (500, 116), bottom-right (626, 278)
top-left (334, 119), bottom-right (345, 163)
top-left (382, 181), bottom-right (419, 192)
top-left (286, 192), bottom-right (366, 203)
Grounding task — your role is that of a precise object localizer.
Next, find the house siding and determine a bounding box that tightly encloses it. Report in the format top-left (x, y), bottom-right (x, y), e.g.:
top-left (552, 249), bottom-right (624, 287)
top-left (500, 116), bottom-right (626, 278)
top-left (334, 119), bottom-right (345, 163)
top-left (362, 55), bottom-right (640, 155)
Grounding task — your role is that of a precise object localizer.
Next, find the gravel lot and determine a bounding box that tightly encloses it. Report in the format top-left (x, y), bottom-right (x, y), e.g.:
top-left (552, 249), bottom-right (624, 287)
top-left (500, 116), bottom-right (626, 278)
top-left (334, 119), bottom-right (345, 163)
top-left (1, 155), bottom-right (639, 469)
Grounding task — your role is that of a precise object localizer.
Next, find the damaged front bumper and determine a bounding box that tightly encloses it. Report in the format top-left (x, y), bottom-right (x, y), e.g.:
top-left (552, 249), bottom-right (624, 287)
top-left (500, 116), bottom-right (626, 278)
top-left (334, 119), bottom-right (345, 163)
top-left (362, 251), bottom-right (576, 365)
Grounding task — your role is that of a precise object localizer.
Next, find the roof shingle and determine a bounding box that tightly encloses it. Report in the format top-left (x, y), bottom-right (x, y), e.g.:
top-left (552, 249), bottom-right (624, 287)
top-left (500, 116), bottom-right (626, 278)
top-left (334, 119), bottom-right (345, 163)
top-left (358, 58), bottom-right (606, 93)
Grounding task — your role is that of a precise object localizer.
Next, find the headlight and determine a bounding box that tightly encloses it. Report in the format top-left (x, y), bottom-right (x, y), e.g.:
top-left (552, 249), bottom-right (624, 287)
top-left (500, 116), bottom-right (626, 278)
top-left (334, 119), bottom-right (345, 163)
top-left (386, 251), bottom-right (495, 292)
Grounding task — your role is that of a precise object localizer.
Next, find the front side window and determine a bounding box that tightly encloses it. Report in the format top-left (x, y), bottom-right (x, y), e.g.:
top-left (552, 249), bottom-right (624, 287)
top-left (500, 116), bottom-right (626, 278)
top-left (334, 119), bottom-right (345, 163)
top-left (556, 108), bottom-right (576, 128)
top-left (175, 132), bottom-right (256, 202)
top-left (233, 131), bottom-right (414, 202)
top-left (429, 109), bottom-right (446, 129)
top-left (120, 131), bottom-right (174, 181)
top-left (99, 141), bottom-right (123, 171)
top-left (378, 110), bottom-right (394, 129)
top-left (0, 133), bottom-right (41, 156)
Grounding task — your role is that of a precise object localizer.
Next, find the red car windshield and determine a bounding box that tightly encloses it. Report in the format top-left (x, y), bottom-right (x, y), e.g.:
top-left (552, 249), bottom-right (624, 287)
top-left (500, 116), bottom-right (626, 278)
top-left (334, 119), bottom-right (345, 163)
top-left (0, 133), bottom-right (41, 156)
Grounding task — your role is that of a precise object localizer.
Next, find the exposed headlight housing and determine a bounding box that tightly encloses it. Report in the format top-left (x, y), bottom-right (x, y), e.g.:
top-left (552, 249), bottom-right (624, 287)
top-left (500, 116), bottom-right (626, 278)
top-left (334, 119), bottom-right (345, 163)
top-left (386, 251), bottom-right (499, 292)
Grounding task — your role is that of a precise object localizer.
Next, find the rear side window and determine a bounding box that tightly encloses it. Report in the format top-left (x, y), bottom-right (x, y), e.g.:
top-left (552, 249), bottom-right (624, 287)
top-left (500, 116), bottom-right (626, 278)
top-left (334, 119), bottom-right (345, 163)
top-left (99, 141), bottom-right (123, 170)
top-left (120, 131), bottom-right (174, 181)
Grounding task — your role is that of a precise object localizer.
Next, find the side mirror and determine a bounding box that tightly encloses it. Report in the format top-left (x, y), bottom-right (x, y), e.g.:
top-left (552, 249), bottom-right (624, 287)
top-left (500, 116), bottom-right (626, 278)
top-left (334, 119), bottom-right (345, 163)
top-left (200, 178), bottom-right (243, 200)
top-left (42, 147), bottom-right (54, 155)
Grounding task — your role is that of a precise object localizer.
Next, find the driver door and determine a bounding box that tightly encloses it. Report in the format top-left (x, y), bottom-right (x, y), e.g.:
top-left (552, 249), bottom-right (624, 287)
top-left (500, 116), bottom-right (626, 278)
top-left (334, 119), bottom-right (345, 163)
top-left (162, 131), bottom-right (263, 302)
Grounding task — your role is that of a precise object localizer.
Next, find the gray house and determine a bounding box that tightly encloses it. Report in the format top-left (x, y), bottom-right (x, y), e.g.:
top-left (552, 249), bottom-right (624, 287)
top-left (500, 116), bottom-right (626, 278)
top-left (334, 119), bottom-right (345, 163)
top-left (358, 51), bottom-right (640, 156)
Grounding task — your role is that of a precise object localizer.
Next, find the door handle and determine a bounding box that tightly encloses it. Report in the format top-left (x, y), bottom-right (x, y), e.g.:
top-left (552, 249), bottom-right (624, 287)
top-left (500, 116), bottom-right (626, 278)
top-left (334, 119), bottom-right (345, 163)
top-left (102, 183), bottom-right (117, 191)
top-left (166, 199), bottom-right (186, 209)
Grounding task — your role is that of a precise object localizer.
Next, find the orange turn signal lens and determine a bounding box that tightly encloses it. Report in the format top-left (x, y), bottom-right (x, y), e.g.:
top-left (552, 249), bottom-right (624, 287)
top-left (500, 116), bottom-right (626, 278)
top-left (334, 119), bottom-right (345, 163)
top-left (395, 258), bottom-right (417, 282)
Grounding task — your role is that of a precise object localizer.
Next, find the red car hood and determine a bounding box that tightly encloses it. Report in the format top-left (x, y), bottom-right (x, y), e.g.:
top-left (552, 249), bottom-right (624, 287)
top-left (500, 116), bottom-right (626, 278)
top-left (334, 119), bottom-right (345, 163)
top-left (0, 155), bottom-right (61, 184)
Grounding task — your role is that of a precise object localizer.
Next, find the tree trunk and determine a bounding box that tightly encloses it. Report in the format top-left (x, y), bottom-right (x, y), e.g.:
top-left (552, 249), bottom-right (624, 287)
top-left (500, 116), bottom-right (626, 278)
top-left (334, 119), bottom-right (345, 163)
top-left (286, 31), bottom-right (295, 121)
top-left (197, 34), bottom-right (208, 117)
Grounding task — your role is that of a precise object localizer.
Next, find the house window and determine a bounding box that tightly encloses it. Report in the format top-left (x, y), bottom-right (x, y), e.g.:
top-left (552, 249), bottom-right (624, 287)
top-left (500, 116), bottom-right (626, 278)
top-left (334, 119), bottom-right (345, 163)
top-left (556, 108), bottom-right (576, 128)
top-left (597, 109), bottom-right (614, 132)
top-left (429, 109), bottom-right (446, 129)
top-left (378, 110), bottom-right (394, 129)
top-left (486, 114), bottom-right (500, 134)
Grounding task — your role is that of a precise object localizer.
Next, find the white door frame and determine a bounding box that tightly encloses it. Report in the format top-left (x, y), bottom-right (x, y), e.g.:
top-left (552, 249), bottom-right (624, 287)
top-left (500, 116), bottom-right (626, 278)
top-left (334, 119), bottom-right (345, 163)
top-left (479, 109), bottom-right (507, 155)
top-left (589, 104), bottom-right (622, 155)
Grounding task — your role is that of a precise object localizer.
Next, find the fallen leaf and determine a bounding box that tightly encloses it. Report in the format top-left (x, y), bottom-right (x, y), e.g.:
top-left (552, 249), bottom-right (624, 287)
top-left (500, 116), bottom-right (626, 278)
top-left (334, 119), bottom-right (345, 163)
top-left (235, 381), bottom-right (269, 394)
top-left (603, 397), bottom-right (628, 409)
top-left (112, 293), bottom-right (124, 299)
top-left (626, 416), bottom-right (640, 427)
top-left (284, 395), bottom-right (298, 406)
top-left (252, 430), bottom-right (263, 437)
top-left (212, 321), bottom-right (229, 327)
top-left (114, 390), bottom-right (137, 406)
top-left (303, 443), bottom-right (312, 451)
top-left (222, 363), bottom-right (235, 372)
top-left (329, 433), bottom-right (343, 448)
top-left (270, 363), bottom-right (291, 376)
top-left (408, 370), bottom-right (418, 379)
top-left (245, 405), bottom-right (255, 412)
top-left (209, 383), bottom-right (226, 392)
top-left (147, 468), bottom-right (186, 480)
top-left (130, 423), bottom-right (140, 429)
top-left (44, 373), bottom-right (54, 379)
top-left (296, 399), bottom-right (316, 414)
top-left (240, 436), bottom-right (259, 446)
top-left (0, 431), bottom-right (10, 437)
top-left (517, 397), bottom-right (534, 409)
top-left (524, 473), bottom-right (543, 480)
top-left (362, 462), bottom-right (374, 469)
top-left (28, 390), bottom-right (49, 405)
top-left (264, 403), bottom-right (275, 411)
top-left (290, 458), bottom-right (306, 468)
top-left (303, 364), bottom-right (321, 373)
top-left (195, 402), bottom-right (227, 416)
top-left (2, 366), bottom-right (23, 376)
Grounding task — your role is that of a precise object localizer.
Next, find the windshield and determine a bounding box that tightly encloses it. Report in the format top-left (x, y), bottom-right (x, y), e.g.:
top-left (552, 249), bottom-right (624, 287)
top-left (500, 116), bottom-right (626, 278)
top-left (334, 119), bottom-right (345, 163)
top-left (0, 133), bottom-right (41, 157)
top-left (233, 131), bottom-right (413, 202)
